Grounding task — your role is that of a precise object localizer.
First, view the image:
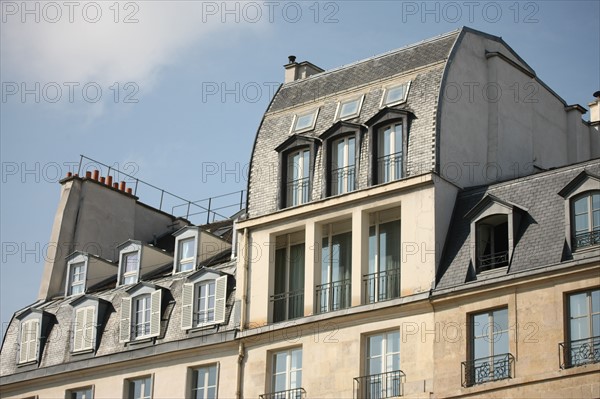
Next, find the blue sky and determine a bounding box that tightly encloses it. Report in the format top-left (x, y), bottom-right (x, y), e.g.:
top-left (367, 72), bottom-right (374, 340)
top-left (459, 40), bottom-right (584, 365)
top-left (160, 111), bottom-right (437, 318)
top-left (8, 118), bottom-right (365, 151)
top-left (1, 1), bottom-right (599, 338)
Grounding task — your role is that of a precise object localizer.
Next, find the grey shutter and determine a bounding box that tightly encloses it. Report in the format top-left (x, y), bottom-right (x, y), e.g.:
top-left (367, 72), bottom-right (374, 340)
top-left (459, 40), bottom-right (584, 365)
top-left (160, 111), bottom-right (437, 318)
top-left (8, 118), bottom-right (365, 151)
top-left (214, 276), bottom-right (227, 324)
top-left (18, 321), bottom-right (29, 363)
top-left (83, 306), bottom-right (95, 350)
top-left (120, 297), bottom-right (132, 343)
top-left (27, 319), bottom-right (40, 363)
top-left (150, 290), bottom-right (162, 337)
top-left (181, 283), bottom-right (194, 330)
top-left (73, 308), bottom-right (85, 352)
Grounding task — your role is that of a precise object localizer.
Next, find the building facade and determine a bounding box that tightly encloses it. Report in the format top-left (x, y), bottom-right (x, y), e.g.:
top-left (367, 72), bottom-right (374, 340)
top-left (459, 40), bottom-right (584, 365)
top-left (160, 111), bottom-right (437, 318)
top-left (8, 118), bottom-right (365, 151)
top-left (1, 27), bottom-right (599, 399)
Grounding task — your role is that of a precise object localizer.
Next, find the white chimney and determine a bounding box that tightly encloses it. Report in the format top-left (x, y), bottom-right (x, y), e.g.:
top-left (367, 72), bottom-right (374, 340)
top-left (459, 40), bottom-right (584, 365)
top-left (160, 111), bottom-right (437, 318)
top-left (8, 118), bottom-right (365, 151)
top-left (284, 55), bottom-right (324, 83)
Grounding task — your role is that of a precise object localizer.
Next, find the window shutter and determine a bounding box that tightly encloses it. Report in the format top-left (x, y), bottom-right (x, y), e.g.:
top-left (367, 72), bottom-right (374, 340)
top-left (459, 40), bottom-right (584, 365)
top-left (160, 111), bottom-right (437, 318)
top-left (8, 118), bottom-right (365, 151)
top-left (150, 290), bottom-right (162, 337)
top-left (214, 276), bottom-right (227, 324)
top-left (27, 319), bottom-right (40, 363)
top-left (181, 283), bottom-right (194, 330)
top-left (120, 297), bottom-right (132, 343)
top-left (83, 306), bottom-right (95, 350)
top-left (18, 321), bottom-right (31, 363)
top-left (73, 308), bottom-right (85, 352)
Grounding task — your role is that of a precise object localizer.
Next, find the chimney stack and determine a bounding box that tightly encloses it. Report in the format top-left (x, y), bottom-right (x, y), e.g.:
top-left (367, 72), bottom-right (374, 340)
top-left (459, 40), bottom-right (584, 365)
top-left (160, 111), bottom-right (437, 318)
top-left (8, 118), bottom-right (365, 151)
top-left (589, 91), bottom-right (600, 123)
top-left (284, 55), bottom-right (324, 83)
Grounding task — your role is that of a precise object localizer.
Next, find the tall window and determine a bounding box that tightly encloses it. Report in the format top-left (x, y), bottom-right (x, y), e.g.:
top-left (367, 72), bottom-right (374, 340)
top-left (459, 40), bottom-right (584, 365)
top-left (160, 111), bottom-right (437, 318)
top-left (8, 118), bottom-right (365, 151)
top-left (178, 238), bottom-right (195, 272)
top-left (196, 281), bottom-right (216, 325)
top-left (476, 215), bottom-right (509, 272)
top-left (134, 295), bottom-right (151, 339)
top-left (271, 348), bottom-right (302, 397)
top-left (572, 191), bottom-right (600, 249)
top-left (318, 226), bottom-right (351, 313)
top-left (363, 331), bottom-right (401, 399)
top-left (331, 136), bottom-right (356, 195)
top-left (467, 308), bottom-right (511, 386)
top-left (565, 289), bottom-right (600, 367)
top-left (366, 218), bottom-right (400, 304)
top-left (128, 376), bottom-right (152, 399)
top-left (286, 149), bottom-right (310, 207)
top-left (272, 234), bottom-right (305, 322)
top-left (377, 124), bottom-right (403, 184)
top-left (67, 387), bottom-right (93, 399)
top-left (121, 252), bottom-right (139, 285)
top-left (191, 364), bottom-right (218, 399)
top-left (69, 262), bottom-right (86, 296)
top-left (18, 319), bottom-right (39, 364)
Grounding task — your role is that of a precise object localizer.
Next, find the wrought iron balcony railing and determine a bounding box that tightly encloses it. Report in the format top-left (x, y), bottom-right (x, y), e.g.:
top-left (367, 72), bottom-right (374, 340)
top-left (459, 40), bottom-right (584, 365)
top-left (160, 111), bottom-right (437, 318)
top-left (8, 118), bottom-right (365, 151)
top-left (461, 353), bottom-right (514, 387)
top-left (559, 336), bottom-right (600, 369)
top-left (377, 152), bottom-right (402, 184)
top-left (270, 290), bottom-right (304, 323)
top-left (260, 387), bottom-right (306, 399)
top-left (331, 165), bottom-right (356, 195)
top-left (353, 370), bottom-right (405, 399)
top-left (286, 177), bottom-right (310, 207)
top-left (363, 268), bottom-right (401, 304)
top-left (574, 230), bottom-right (600, 249)
top-left (316, 279), bottom-right (351, 313)
top-left (477, 250), bottom-right (509, 273)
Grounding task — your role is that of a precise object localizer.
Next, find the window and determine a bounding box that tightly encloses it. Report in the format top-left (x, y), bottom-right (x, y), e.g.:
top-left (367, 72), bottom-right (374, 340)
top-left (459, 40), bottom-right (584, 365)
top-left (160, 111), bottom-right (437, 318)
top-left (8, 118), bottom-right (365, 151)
top-left (331, 136), bottom-right (356, 195)
top-left (121, 251), bottom-right (139, 285)
top-left (318, 225), bottom-right (351, 313)
top-left (67, 387), bottom-right (93, 399)
top-left (376, 123), bottom-right (403, 184)
top-left (286, 149), bottom-right (311, 207)
top-left (269, 348), bottom-right (303, 398)
top-left (18, 319), bottom-right (39, 364)
top-left (181, 273), bottom-right (227, 330)
top-left (571, 192), bottom-right (600, 249)
top-left (365, 216), bottom-right (400, 304)
top-left (335, 96), bottom-right (364, 121)
top-left (72, 306), bottom-right (95, 352)
top-left (178, 238), bottom-right (196, 272)
top-left (272, 234), bottom-right (305, 322)
top-left (291, 109), bottom-right (318, 133)
top-left (356, 331), bottom-right (402, 399)
top-left (475, 215), bottom-right (509, 272)
top-left (127, 376), bottom-right (152, 399)
top-left (464, 308), bottom-right (512, 386)
top-left (563, 289), bottom-right (600, 367)
top-left (191, 364), bottom-right (218, 399)
top-left (381, 82), bottom-right (410, 107)
top-left (68, 262), bottom-right (86, 296)
top-left (120, 287), bottom-right (162, 343)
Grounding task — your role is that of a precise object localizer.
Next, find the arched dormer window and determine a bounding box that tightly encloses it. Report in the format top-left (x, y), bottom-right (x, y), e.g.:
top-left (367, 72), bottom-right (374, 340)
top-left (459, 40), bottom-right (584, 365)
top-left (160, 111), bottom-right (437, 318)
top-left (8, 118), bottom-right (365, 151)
top-left (275, 136), bottom-right (318, 209)
top-left (181, 269), bottom-right (229, 330)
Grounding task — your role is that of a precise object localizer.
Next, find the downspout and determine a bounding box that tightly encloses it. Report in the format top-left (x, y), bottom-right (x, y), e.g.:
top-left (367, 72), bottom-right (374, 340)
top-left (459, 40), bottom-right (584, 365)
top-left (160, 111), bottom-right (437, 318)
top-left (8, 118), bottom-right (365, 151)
top-left (236, 227), bottom-right (249, 399)
top-left (236, 340), bottom-right (245, 399)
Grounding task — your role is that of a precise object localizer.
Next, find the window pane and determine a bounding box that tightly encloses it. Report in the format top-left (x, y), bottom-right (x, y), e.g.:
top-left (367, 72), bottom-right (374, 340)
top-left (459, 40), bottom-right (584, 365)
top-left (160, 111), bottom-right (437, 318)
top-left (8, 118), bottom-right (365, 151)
top-left (369, 334), bottom-right (383, 357)
top-left (208, 365), bottom-right (217, 386)
top-left (592, 314), bottom-right (600, 337)
top-left (291, 348), bottom-right (302, 370)
top-left (493, 308), bottom-right (508, 331)
top-left (290, 370), bottom-right (302, 389)
top-left (474, 336), bottom-right (489, 359)
top-left (369, 357), bottom-right (382, 375)
top-left (385, 85), bottom-right (406, 104)
top-left (592, 193), bottom-right (600, 210)
top-left (387, 331), bottom-right (400, 354)
top-left (379, 221), bottom-right (400, 272)
top-left (295, 113), bottom-right (314, 131)
top-left (494, 330), bottom-right (509, 356)
top-left (274, 352), bottom-right (287, 374)
top-left (340, 99), bottom-right (359, 118)
top-left (289, 244), bottom-right (305, 292)
top-left (570, 293), bottom-right (588, 317)
top-left (592, 290), bottom-right (600, 313)
top-left (393, 124), bottom-right (402, 154)
top-left (124, 252), bottom-right (138, 273)
top-left (570, 317), bottom-right (589, 341)
top-left (180, 239), bottom-right (195, 260)
top-left (575, 214), bottom-right (589, 234)
top-left (593, 210), bottom-right (599, 230)
top-left (574, 197), bottom-right (588, 215)
top-left (368, 226), bottom-right (376, 274)
top-left (274, 248), bottom-right (287, 295)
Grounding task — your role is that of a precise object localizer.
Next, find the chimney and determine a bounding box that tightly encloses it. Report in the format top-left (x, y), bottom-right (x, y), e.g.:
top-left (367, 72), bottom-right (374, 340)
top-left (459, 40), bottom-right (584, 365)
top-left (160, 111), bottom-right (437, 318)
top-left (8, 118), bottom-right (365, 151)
top-left (284, 55), bottom-right (324, 83)
top-left (589, 91), bottom-right (600, 123)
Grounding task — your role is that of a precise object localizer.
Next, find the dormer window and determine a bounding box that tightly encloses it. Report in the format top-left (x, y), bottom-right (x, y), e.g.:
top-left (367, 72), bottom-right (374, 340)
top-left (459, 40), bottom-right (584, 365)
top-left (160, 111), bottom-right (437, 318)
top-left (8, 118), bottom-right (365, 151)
top-left (335, 95), bottom-right (364, 121)
top-left (381, 82), bottom-right (410, 107)
top-left (476, 215), bottom-right (509, 272)
top-left (377, 123), bottom-right (403, 183)
top-left (68, 262), bottom-right (86, 296)
top-left (65, 252), bottom-right (117, 297)
top-left (287, 148), bottom-right (311, 207)
top-left (121, 251), bottom-right (139, 285)
top-left (291, 109), bottom-right (319, 134)
top-left (16, 308), bottom-right (50, 365)
top-left (177, 238), bottom-right (195, 272)
top-left (181, 270), bottom-right (228, 330)
top-left (572, 191), bottom-right (600, 249)
top-left (120, 283), bottom-right (163, 343)
top-left (331, 136), bottom-right (356, 195)
top-left (70, 295), bottom-right (108, 353)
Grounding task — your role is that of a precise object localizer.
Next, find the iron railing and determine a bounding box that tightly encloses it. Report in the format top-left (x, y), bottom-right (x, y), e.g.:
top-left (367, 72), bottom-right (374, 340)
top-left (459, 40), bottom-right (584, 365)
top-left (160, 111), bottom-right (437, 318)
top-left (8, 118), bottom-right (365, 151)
top-left (477, 250), bottom-right (509, 272)
top-left (260, 387), bottom-right (306, 399)
top-left (363, 268), bottom-right (401, 304)
top-left (331, 165), bottom-right (356, 195)
top-left (271, 290), bottom-right (304, 323)
top-left (461, 353), bottom-right (514, 387)
top-left (377, 152), bottom-right (402, 183)
top-left (75, 155), bottom-right (245, 225)
top-left (286, 177), bottom-right (310, 207)
top-left (316, 279), bottom-right (351, 313)
top-left (353, 370), bottom-right (405, 399)
top-left (559, 336), bottom-right (600, 369)
top-left (574, 230), bottom-right (600, 249)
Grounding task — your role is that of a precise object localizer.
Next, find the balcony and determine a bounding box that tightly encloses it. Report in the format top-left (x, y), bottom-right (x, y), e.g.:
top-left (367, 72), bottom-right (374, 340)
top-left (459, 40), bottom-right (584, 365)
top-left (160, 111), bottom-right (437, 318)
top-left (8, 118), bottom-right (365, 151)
top-left (260, 388), bottom-right (306, 399)
top-left (271, 290), bottom-right (304, 323)
top-left (377, 152), bottom-right (402, 184)
top-left (559, 336), bottom-right (600, 369)
top-left (363, 268), bottom-right (400, 304)
top-left (316, 279), bottom-right (351, 314)
top-left (353, 370), bottom-right (405, 399)
top-left (461, 353), bottom-right (514, 387)
top-left (286, 177), bottom-right (310, 207)
top-left (574, 230), bottom-right (600, 249)
top-left (477, 250), bottom-right (509, 273)
top-left (331, 165), bottom-right (356, 195)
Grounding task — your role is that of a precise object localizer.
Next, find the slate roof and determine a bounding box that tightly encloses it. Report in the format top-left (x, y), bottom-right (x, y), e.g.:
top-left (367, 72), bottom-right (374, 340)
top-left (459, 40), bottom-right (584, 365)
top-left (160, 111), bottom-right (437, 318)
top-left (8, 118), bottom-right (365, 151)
top-left (436, 159), bottom-right (600, 290)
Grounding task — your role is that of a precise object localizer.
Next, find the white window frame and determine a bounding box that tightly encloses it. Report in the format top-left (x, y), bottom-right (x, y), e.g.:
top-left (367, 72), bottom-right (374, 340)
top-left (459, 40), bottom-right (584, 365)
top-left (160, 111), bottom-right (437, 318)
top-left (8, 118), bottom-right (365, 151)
top-left (366, 330), bottom-right (400, 375)
top-left (18, 318), bottom-right (40, 364)
top-left (66, 386), bottom-right (94, 399)
top-left (271, 348), bottom-right (303, 394)
top-left (65, 254), bottom-right (89, 297)
top-left (127, 375), bottom-right (153, 399)
top-left (571, 191), bottom-right (600, 249)
top-left (68, 262), bottom-right (86, 296)
top-left (191, 363), bottom-right (219, 399)
top-left (181, 274), bottom-right (227, 330)
top-left (133, 294), bottom-right (151, 339)
top-left (331, 136), bottom-right (356, 195)
top-left (195, 281), bottom-right (216, 325)
top-left (72, 305), bottom-right (96, 352)
top-left (177, 237), bottom-right (196, 272)
top-left (121, 251), bottom-right (140, 285)
top-left (334, 95), bottom-right (364, 121)
top-left (290, 109), bottom-right (319, 134)
top-left (120, 286), bottom-right (162, 343)
top-left (286, 149), bottom-right (311, 207)
top-left (380, 81), bottom-right (411, 108)
top-left (377, 123), bottom-right (403, 184)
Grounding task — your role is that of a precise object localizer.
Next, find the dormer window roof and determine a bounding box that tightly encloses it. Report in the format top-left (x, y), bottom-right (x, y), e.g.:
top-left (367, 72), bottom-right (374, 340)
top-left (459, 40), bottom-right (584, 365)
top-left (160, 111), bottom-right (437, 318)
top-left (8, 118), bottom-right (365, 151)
top-left (64, 252), bottom-right (116, 297)
top-left (117, 240), bottom-right (173, 286)
top-left (172, 226), bottom-right (232, 274)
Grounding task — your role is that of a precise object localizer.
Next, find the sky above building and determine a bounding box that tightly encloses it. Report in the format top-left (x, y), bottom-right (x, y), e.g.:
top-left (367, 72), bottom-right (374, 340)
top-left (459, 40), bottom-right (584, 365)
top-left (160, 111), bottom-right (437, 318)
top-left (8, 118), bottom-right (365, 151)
top-left (1, 1), bottom-right (599, 340)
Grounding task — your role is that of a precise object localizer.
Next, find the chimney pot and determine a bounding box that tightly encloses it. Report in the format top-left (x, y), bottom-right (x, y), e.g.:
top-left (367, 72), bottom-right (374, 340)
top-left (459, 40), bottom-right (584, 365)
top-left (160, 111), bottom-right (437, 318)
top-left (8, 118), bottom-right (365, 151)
top-left (288, 55), bottom-right (297, 63)
top-left (112, 182), bottom-right (119, 189)
top-left (100, 177), bottom-right (106, 184)
top-left (93, 170), bottom-right (100, 181)
top-left (119, 181), bottom-right (126, 191)
top-left (85, 171), bottom-right (92, 179)
top-left (66, 172), bottom-right (72, 178)
top-left (107, 176), bottom-right (113, 186)
top-left (127, 188), bottom-right (133, 195)
top-left (594, 90), bottom-right (600, 99)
